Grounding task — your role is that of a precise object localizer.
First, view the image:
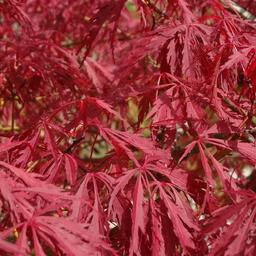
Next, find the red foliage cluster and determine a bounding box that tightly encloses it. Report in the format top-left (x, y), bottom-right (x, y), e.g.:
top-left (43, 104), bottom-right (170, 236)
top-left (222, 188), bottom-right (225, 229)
top-left (0, 0), bottom-right (256, 255)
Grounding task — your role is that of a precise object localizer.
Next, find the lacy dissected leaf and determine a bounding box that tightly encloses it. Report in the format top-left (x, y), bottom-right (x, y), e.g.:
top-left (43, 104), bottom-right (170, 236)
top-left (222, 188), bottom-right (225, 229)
top-left (98, 127), bottom-right (168, 166)
top-left (203, 191), bottom-right (256, 256)
top-left (31, 216), bottom-right (116, 256)
top-left (157, 183), bottom-right (198, 254)
top-left (78, 0), bottom-right (126, 63)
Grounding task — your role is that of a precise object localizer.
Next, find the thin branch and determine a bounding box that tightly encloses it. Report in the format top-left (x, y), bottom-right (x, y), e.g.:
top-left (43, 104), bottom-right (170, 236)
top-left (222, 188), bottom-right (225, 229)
top-left (222, 0), bottom-right (256, 20)
top-left (64, 136), bottom-right (84, 153)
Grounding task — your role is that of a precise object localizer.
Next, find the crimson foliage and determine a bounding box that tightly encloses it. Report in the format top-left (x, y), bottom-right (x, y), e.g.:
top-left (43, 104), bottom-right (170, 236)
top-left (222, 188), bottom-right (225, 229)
top-left (0, 0), bottom-right (256, 255)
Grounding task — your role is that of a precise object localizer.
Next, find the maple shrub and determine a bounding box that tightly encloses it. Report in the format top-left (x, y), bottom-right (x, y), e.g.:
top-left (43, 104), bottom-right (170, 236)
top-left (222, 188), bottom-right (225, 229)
top-left (0, 0), bottom-right (256, 255)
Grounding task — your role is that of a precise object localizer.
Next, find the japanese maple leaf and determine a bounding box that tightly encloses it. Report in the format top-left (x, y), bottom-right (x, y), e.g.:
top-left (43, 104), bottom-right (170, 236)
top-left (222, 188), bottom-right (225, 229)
top-left (203, 190), bottom-right (256, 256)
